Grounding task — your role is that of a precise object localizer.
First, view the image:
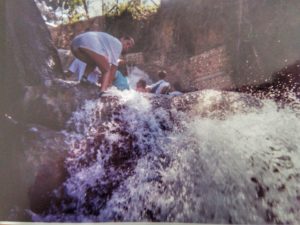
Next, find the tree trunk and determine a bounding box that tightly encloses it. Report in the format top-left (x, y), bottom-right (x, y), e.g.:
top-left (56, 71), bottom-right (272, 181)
top-left (82, 0), bottom-right (90, 19)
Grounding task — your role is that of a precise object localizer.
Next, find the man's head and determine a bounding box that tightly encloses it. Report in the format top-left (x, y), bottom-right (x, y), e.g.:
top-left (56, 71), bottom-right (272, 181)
top-left (158, 70), bottom-right (167, 80)
top-left (120, 36), bottom-right (135, 53)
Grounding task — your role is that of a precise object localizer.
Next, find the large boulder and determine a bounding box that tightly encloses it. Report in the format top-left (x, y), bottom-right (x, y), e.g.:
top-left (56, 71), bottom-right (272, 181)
top-left (22, 125), bottom-right (69, 214)
top-left (1, 0), bottom-right (101, 220)
top-left (22, 79), bottom-right (100, 130)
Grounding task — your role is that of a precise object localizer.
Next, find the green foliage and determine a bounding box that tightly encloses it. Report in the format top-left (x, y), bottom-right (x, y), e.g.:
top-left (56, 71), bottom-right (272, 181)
top-left (105, 2), bottom-right (159, 20)
top-left (67, 0), bottom-right (88, 23)
top-left (37, 0), bottom-right (89, 23)
top-left (37, 0), bottom-right (83, 11)
top-left (37, 0), bottom-right (159, 24)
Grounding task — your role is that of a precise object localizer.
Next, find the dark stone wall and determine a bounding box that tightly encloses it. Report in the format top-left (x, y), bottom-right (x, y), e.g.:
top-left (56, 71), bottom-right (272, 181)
top-left (150, 0), bottom-right (300, 87)
top-left (225, 0), bottom-right (300, 87)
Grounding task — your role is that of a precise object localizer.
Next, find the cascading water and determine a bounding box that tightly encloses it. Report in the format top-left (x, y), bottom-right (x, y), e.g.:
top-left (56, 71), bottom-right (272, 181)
top-left (100, 95), bottom-right (300, 224)
top-left (30, 86), bottom-right (299, 223)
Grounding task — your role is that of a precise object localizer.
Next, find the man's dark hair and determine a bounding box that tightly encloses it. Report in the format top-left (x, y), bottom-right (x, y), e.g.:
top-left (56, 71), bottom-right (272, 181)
top-left (122, 35), bottom-right (133, 40)
top-left (158, 70), bottom-right (167, 79)
top-left (121, 35), bottom-right (135, 45)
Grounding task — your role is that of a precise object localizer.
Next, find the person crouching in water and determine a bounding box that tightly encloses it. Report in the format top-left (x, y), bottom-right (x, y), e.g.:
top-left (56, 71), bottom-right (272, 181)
top-left (71, 31), bottom-right (134, 95)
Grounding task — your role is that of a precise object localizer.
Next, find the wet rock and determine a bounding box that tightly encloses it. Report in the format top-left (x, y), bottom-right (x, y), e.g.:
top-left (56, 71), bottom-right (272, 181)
top-left (21, 124), bottom-right (69, 213)
top-left (171, 90), bottom-right (263, 119)
top-left (28, 157), bottom-right (67, 214)
top-left (2, 0), bottom-right (63, 121)
top-left (25, 90), bottom-right (266, 218)
top-left (22, 79), bottom-right (100, 130)
top-left (57, 49), bottom-right (74, 73)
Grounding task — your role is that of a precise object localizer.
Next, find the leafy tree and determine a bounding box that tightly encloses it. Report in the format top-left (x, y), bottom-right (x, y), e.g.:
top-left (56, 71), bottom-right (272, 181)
top-left (104, 1), bottom-right (159, 20)
top-left (36, 0), bottom-right (90, 23)
top-left (36, 0), bottom-right (160, 24)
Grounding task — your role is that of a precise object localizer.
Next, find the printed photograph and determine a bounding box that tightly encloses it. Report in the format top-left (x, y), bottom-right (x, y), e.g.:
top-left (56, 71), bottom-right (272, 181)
top-left (1, 0), bottom-right (299, 223)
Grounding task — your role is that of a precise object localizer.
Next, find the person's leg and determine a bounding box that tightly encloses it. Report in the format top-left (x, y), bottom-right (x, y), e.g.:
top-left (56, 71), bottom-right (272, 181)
top-left (76, 48), bottom-right (111, 91)
top-left (71, 47), bottom-right (96, 81)
top-left (82, 63), bottom-right (96, 81)
top-left (73, 48), bottom-right (110, 91)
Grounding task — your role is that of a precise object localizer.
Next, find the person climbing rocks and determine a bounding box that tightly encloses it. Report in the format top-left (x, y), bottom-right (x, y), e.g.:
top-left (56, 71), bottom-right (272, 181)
top-left (71, 31), bottom-right (135, 95)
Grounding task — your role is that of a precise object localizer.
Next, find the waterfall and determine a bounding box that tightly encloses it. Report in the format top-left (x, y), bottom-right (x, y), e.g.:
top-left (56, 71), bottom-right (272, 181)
top-left (30, 87), bottom-right (300, 224)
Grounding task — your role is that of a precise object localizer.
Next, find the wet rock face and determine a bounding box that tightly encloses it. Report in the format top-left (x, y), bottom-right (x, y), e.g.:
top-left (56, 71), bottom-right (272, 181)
top-left (235, 60), bottom-right (300, 104)
top-left (28, 157), bottom-right (67, 214)
top-left (3, 0), bottom-right (63, 117)
top-left (171, 90), bottom-right (263, 119)
top-left (22, 80), bottom-right (100, 130)
top-left (3, 0), bottom-right (104, 130)
top-left (22, 124), bottom-right (69, 214)
top-left (26, 93), bottom-right (174, 216)
top-left (1, 1), bottom-right (67, 219)
top-left (41, 94), bottom-right (175, 217)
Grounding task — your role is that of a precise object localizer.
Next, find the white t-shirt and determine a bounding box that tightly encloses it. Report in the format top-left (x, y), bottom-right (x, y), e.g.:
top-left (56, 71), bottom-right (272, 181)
top-left (72, 32), bottom-right (122, 66)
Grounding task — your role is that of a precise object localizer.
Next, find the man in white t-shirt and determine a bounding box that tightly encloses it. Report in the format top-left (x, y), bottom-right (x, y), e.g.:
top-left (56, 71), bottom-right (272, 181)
top-left (71, 32), bottom-right (134, 94)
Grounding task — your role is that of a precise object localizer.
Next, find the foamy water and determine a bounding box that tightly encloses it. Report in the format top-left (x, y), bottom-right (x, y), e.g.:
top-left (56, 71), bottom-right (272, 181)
top-left (100, 96), bottom-right (300, 223)
top-left (32, 89), bottom-right (300, 223)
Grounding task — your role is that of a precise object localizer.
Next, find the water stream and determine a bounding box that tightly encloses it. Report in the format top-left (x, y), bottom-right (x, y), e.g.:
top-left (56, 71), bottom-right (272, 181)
top-left (31, 85), bottom-right (300, 223)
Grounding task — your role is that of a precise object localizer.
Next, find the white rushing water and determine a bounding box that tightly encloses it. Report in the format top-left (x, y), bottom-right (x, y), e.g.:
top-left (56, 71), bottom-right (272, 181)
top-left (33, 88), bottom-right (300, 224)
top-left (100, 95), bottom-right (300, 224)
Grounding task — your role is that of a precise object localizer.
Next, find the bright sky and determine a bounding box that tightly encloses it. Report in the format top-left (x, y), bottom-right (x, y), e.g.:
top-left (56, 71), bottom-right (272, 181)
top-left (89, 0), bottom-right (161, 17)
top-left (44, 0), bottom-right (161, 25)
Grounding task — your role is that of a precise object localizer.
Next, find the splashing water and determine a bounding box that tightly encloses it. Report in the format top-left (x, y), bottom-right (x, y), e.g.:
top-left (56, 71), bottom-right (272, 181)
top-left (32, 89), bottom-right (300, 224)
top-left (127, 66), bottom-right (152, 89)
